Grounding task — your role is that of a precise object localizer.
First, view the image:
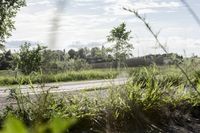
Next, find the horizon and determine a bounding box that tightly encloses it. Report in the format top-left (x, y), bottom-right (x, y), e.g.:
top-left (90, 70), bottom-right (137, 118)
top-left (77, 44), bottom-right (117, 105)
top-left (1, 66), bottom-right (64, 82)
top-left (5, 0), bottom-right (200, 57)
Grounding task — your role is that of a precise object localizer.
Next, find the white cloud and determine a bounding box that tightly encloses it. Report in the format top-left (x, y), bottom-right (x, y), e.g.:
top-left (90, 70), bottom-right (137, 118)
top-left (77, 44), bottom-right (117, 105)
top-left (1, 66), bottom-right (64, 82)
top-left (130, 1), bottom-right (180, 9)
top-left (104, 0), bottom-right (181, 15)
top-left (28, 0), bottom-right (52, 6)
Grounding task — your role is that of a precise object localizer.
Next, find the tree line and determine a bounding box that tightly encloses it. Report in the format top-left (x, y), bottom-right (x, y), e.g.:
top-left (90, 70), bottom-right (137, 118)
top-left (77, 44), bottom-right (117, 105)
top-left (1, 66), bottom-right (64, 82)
top-left (0, 44), bottom-right (107, 74)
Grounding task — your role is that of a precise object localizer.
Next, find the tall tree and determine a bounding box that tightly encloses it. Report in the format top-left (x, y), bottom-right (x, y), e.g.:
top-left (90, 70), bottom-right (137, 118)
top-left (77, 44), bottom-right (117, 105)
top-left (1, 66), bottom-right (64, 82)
top-left (107, 23), bottom-right (133, 68)
top-left (0, 0), bottom-right (26, 49)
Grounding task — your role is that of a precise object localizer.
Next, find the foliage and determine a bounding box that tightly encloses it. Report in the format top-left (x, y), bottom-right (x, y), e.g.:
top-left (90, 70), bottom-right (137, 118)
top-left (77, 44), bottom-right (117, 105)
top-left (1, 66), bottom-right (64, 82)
top-left (0, 65), bottom-right (199, 86)
top-left (66, 58), bottom-right (90, 71)
top-left (68, 46), bottom-right (113, 63)
top-left (91, 47), bottom-right (101, 57)
top-left (41, 49), bottom-right (69, 73)
top-left (0, 50), bottom-right (13, 70)
top-left (77, 48), bottom-right (89, 59)
top-left (42, 49), bottom-right (68, 63)
top-left (1, 65), bottom-right (199, 132)
top-left (0, 116), bottom-right (27, 133)
top-left (0, 69), bottom-right (119, 86)
top-left (0, 115), bottom-right (76, 133)
top-left (16, 43), bottom-right (46, 75)
top-left (107, 23), bottom-right (134, 68)
top-left (0, 0), bottom-right (26, 47)
top-left (91, 53), bottom-right (183, 68)
top-left (68, 49), bottom-right (77, 59)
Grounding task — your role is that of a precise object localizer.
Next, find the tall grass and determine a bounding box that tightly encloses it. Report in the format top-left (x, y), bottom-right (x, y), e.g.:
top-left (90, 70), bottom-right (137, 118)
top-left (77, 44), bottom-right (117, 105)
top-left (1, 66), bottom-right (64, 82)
top-left (1, 66), bottom-right (199, 132)
top-left (0, 69), bottom-right (119, 86)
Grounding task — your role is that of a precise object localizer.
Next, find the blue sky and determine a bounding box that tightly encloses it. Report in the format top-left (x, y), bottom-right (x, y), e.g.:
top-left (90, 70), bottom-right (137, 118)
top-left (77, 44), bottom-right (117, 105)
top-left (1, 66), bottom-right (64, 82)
top-left (6, 0), bottom-right (200, 57)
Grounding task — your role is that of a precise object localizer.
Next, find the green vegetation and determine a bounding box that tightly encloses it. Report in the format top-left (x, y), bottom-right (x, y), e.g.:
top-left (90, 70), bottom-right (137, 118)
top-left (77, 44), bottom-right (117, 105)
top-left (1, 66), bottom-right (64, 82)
top-left (107, 23), bottom-right (133, 68)
top-left (15, 43), bottom-right (46, 75)
top-left (0, 0), bottom-right (25, 47)
top-left (0, 116), bottom-right (77, 133)
top-left (0, 50), bottom-right (13, 70)
top-left (0, 66), bottom-right (199, 132)
top-left (0, 64), bottom-right (196, 86)
top-left (0, 1), bottom-right (199, 132)
top-left (0, 69), bottom-right (119, 86)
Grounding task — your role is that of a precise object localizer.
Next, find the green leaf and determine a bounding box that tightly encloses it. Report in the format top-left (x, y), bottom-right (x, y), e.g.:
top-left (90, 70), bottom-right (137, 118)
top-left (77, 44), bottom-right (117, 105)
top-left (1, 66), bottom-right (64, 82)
top-left (49, 118), bottom-right (77, 133)
top-left (1, 116), bottom-right (27, 133)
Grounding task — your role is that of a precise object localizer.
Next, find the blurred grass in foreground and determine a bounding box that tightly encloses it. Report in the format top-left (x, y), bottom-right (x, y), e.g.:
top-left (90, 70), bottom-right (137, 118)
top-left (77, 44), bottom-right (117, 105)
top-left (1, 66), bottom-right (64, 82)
top-left (0, 65), bottom-right (199, 132)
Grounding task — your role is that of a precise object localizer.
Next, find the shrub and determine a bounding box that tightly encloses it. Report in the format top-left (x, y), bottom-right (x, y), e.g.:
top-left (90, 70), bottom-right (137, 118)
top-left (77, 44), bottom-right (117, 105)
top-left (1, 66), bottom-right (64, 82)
top-left (15, 43), bottom-right (46, 75)
top-left (66, 59), bottom-right (91, 71)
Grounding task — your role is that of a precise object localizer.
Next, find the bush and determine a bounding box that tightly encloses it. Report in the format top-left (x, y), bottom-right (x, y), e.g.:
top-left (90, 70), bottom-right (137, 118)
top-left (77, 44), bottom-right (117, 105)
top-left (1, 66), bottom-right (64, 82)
top-left (66, 59), bottom-right (91, 71)
top-left (15, 43), bottom-right (45, 75)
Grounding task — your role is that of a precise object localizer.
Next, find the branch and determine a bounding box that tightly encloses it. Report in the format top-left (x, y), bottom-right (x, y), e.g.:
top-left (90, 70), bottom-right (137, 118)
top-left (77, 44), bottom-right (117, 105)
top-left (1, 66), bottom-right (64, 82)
top-left (180, 0), bottom-right (200, 28)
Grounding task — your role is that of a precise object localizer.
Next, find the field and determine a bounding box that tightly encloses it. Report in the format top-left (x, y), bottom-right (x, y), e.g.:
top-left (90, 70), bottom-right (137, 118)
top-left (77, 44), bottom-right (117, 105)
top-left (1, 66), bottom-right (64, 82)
top-left (0, 65), bottom-right (199, 132)
top-left (0, 69), bottom-right (119, 86)
top-left (0, 61), bottom-right (197, 86)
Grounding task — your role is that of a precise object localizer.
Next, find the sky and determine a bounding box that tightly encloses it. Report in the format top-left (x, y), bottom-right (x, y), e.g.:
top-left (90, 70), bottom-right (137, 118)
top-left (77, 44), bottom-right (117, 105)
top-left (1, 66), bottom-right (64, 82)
top-left (6, 0), bottom-right (200, 57)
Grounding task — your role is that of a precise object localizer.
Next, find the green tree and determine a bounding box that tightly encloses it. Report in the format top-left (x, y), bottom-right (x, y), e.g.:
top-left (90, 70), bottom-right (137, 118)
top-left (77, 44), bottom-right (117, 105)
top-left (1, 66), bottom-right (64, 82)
top-left (16, 43), bottom-right (45, 75)
top-left (0, 0), bottom-right (26, 48)
top-left (0, 50), bottom-right (13, 70)
top-left (77, 47), bottom-right (89, 59)
top-left (68, 49), bottom-right (77, 59)
top-left (67, 58), bottom-right (90, 71)
top-left (91, 47), bottom-right (101, 57)
top-left (107, 23), bottom-right (133, 68)
top-left (41, 49), bottom-right (69, 73)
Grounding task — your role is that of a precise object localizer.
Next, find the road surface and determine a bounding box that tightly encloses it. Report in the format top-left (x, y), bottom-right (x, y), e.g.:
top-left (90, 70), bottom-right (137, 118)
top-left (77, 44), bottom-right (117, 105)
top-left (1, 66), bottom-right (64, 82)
top-left (0, 78), bottom-right (128, 107)
top-left (0, 78), bottom-right (127, 96)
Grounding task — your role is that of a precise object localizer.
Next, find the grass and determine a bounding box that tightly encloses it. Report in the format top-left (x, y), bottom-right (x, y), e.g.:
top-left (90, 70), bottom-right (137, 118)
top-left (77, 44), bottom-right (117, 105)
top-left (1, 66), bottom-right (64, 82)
top-left (0, 63), bottom-right (199, 86)
top-left (0, 65), bottom-right (199, 132)
top-left (0, 69), bottom-right (119, 86)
